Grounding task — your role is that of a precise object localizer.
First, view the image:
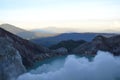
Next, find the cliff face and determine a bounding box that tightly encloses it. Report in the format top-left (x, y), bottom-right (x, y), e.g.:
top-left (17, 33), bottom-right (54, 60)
top-left (0, 28), bottom-right (67, 80)
top-left (0, 38), bottom-right (26, 80)
top-left (0, 28), bottom-right (50, 68)
top-left (73, 35), bottom-right (120, 56)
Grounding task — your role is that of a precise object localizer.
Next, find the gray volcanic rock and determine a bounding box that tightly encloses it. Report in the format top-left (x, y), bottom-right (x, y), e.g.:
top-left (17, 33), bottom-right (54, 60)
top-left (49, 40), bottom-right (86, 52)
top-left (0, 27), bottom-right (68, 69)
top-left (53, 47), bottom-right (68, 54)
top-left (106, 35), bottom-right (120, 55)
top-left (73, 35), bottom-right (120, 56)
top-left (0, 28), bottom-right (50, 68)
top-left (0, 38), bottom-right (26, 80)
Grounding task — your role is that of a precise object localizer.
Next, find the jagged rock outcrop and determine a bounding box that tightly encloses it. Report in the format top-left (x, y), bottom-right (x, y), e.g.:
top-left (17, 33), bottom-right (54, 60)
top-left (0, 38), bottom-right (26, 80)
top-left (49, 40), bottom-right (86, 52)
top-left (52, 47), bottom-right (68, 54)
top-left (0, 28), bottom-right (51, 68)
top-left (73, 35), bottom-right (120, 56)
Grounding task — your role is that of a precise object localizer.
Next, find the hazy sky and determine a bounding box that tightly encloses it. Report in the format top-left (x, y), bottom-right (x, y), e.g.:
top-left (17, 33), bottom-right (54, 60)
top-left (0, 0), bottom-right (120, 32)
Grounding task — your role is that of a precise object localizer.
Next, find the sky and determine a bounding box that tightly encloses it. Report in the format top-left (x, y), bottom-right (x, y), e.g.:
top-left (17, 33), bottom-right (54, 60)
top-left (0, 0), bottom-right (120, 32)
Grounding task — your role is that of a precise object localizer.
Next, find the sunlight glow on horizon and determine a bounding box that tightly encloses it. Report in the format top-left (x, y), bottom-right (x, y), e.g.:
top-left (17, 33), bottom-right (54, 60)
top-left (0, 0), bottom-right (120, 32)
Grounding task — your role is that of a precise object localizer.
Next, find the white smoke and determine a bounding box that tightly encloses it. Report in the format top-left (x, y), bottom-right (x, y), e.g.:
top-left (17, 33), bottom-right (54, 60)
top-left (17, 51), bottom-right (120, 80)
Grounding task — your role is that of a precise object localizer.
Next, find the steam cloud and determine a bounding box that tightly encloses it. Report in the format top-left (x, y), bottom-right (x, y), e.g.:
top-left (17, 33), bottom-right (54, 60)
top-left (17, 51), bottom-right (120, 80)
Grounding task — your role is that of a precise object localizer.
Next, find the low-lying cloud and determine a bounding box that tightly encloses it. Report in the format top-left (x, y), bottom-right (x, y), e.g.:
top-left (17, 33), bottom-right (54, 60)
top-left (17, 51), bottom-right (120, 80)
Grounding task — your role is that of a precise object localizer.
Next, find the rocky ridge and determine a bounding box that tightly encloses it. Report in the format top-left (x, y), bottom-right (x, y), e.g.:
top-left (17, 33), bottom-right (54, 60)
top-left (73, 35), bottom-right (120, 56)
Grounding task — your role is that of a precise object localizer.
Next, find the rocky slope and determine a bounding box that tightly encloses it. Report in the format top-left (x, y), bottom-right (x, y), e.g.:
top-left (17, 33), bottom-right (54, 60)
top-left (0, 24), bottom-right (37, 39)
top-left (0, 38), bottom-right (26, 80)
top-left (50, 40), bottom-right (86, 52)
top-left (0, 24), bottom-right (58, 40)
top-left (0, 28), bottom-right (52, 68)
top-left (73, 35), bottom-right (120, 56)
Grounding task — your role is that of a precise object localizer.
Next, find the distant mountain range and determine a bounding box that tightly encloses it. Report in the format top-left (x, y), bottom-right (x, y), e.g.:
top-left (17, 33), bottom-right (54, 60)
top-left (31, 33), bottom-right (116, 47)
top-left (32, 27), bottom-right (71, 33)
top-left (0, 24), bottom-right (57, 40)
top-left (102, 29), bottom-right (120, 34)
top-left (31, 26), bottom-right (120, 34)
top-left (0, 24), bottom-right (118, 47)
